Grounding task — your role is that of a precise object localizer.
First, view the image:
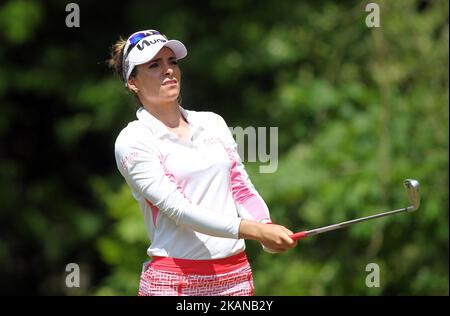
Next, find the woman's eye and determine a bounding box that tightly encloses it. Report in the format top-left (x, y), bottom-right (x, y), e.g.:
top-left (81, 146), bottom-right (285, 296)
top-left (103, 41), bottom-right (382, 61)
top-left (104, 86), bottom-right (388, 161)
top-left (149, 63), bottom-right (158, 68)
top-left (171, 60), bottom-right (178, 65)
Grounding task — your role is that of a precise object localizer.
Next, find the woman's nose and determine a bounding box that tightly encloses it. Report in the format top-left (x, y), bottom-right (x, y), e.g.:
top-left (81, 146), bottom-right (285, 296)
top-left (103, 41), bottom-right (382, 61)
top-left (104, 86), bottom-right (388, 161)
top-left (164, 64), bottom-right (173, 76)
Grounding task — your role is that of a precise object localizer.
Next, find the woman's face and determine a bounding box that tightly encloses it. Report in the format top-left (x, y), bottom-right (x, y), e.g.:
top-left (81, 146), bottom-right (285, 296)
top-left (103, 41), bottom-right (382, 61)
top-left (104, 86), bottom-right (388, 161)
top-left (128, 47), bottom-right (181, 105)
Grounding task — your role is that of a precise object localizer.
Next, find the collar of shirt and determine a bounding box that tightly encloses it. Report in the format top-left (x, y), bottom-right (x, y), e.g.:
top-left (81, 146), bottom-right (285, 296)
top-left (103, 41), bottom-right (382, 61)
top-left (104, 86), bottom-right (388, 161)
top-left (136, 106), bottom-right (204, 140)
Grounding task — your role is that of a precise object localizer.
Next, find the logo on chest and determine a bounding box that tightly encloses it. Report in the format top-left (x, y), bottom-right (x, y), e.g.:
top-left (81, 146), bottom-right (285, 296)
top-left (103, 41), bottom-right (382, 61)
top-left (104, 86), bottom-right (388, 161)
top-left (203, 136), bottom-right (223, 146)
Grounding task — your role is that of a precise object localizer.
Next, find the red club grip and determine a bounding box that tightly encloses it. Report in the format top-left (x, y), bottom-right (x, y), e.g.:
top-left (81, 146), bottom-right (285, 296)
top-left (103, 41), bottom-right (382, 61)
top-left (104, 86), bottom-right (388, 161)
top-left (290, 231), bottom-right (308, 241)
top-left (265, 222), bottom-right (307, 241)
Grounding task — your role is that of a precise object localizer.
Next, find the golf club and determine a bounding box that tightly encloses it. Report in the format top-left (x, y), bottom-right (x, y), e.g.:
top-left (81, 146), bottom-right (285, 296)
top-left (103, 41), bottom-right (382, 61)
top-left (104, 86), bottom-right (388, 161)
top-left (289, 179), bottom-right (420, 241)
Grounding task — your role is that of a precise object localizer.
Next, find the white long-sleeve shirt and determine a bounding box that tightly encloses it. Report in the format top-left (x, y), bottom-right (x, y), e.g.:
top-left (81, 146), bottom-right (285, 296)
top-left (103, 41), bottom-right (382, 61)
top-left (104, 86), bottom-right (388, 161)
top-left (114, 106), bottom-right (271, 259)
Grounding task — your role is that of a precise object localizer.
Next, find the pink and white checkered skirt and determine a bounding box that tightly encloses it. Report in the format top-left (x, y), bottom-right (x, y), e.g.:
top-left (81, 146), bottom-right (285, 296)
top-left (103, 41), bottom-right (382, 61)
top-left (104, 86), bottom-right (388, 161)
top-left (138, 252), bottom-right (254, 296)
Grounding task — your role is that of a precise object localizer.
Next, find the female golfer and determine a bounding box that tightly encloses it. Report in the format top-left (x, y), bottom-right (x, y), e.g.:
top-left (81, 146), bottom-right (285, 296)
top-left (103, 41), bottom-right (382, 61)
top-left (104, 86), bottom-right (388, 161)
top-left (109, 29), bottom-right (297, 296)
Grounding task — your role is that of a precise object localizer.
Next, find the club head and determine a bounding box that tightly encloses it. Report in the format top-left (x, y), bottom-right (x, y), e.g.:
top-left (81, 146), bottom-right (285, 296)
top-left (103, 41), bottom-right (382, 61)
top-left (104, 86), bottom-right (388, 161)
top-left (404, 179), bottom-right (420, 212)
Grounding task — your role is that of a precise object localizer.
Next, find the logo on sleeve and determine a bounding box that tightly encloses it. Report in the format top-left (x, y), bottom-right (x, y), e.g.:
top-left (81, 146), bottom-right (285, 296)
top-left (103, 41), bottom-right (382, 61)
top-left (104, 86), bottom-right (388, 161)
top-left (120, 152), bottom-right (139, 170)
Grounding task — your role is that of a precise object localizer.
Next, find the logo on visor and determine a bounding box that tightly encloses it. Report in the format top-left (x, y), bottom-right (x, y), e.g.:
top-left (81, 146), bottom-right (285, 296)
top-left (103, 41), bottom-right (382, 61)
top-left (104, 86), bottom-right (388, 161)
top-left (136, 39), bottom-right (168, 51)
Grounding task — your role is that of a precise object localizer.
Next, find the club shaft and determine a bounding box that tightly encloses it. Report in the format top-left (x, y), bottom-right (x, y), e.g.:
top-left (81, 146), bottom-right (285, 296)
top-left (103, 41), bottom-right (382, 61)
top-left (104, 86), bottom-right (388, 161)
top-left (291, 206), bottom-right (412, 240)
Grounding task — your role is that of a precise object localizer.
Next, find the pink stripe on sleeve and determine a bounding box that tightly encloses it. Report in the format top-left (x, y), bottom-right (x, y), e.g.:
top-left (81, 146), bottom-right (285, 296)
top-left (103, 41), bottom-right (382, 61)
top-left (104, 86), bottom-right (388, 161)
top-left (223, 145), bottom-right (269, 221)
top-left (160, 155), bottom-right (187, 196)
top-left (144, 155), bottom-right (191, 227)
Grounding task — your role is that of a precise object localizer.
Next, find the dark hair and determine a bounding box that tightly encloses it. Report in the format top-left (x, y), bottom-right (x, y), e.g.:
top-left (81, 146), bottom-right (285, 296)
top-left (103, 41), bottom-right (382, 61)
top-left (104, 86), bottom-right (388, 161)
top-left (107, 36), bottom-right (140, 104)
top-left (107, 37), bottom-right (140, 84)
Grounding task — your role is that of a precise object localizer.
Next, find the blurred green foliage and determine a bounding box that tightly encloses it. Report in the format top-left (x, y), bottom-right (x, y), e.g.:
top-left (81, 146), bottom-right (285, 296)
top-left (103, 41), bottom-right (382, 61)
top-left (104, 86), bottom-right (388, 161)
top-left (0, 0), bottom-right (448, 295)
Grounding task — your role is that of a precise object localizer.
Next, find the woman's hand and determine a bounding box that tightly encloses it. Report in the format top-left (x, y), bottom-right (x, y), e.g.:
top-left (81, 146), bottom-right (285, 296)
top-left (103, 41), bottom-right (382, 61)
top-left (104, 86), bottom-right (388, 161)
top-left (238, 220), bottom-right (297, 253)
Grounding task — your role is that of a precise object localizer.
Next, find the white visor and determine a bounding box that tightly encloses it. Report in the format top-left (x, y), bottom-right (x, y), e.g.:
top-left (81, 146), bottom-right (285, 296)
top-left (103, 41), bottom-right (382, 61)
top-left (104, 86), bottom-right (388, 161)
top-left (122, 30), bottom-right (187, 86)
